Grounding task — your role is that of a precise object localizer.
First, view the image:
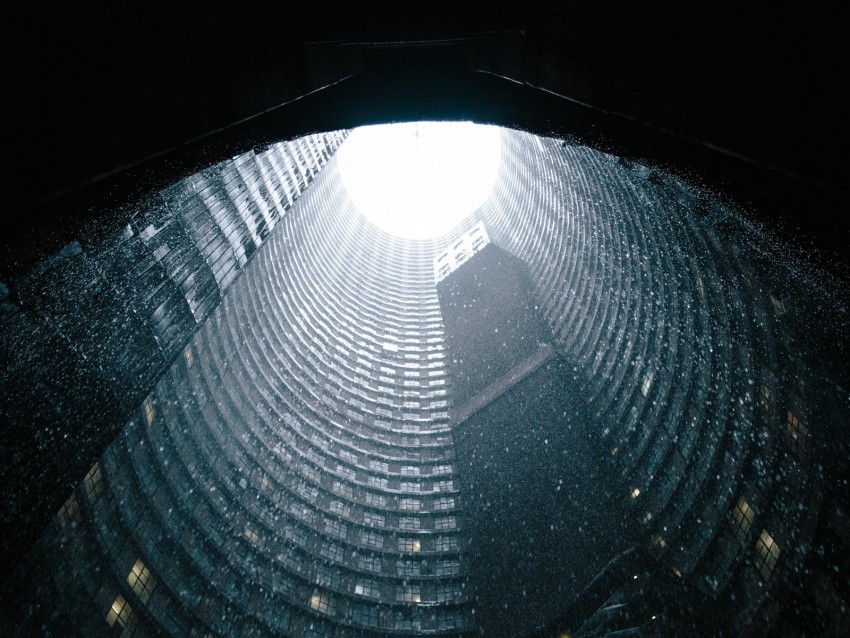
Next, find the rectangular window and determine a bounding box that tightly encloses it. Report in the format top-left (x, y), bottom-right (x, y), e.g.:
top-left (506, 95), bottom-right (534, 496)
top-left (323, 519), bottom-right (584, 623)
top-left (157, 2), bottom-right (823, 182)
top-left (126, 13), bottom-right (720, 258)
top-left (127, 559), bottom-right (156, 605)
top-left (434, 536), bottom-right (458, 552)
top-left (370, 460), bottom-right (389, 473)
top-left (325, 519), bottom-right (347, 540)
top-left (401, 482), bottom-right (421, 493)
top-left (354, 578), bottom-right (381, 599)
top-left (56, 493), bottom-right (80, 530)
top-left (435, 583), bottom-right (461, 603)
top-left (351, 603), bottom-right (380, 627)
top-left (244, 527), bottom-right (261, 545)
top-left (786, 411), bottom-right (807, 456)
top-left (394, 610), bottom-right (421, 630)
top-left (641, 371), bottom-right (654, 397)
top-left (731, 497), bottom-right (755, 541)
top-left (84, 462), bottom-right (105, 501)
top-left (365, 492), bottom-right (387, 507)
top-left (399, 517), bottom-right (421, 531)
top-left (143, 397), bottom-right (155, 425)
top-left (396, 584), bottom-right (421, 603)
top-left (436, 609), bottom-right (463, 630)
top-left (336, 465), bottom-right (356, 481)
top-left (332, 481), bottom-right (353, 499)
top-left (284, 525), bottom-right (308, 546)
top-left (316, 564), bottom-right (341, 589)
top-left (368, 476), bottom-right (388, 489)
top-left (434, 497), bottom-right (454, 511)
top-left (320, 542), bottom-right (344, 562)
top-left (396, 560), bottom-right (421, 576)
top-left (363, 512), bottom-right (385, 527)
top-left (358, 554), bottom-right (382, 573)
top-left (433, 480), bottom-right (453, 493)
top-left (106, 595), bottom-right (138, 637)
top-left (330, 501), bottom-right (352, 518)
top-left (310, 590), bottom-right (333, 615)
top-left (361, 530), bottom-right (384, 549)
top-left (398, 537), bottom-right (421, 553)
top-left (401, 465), bottom-right (420, 476)
top-left (755, 529), bottom-right (780, 580)
top-left (434, 516), bottom-right (456, 531)
top-left (399, 498), bottom-right (421, 512)
top-left (303, 465), bottom-right (321, 483)
top-left (435, 559), bottom-right (460, 576)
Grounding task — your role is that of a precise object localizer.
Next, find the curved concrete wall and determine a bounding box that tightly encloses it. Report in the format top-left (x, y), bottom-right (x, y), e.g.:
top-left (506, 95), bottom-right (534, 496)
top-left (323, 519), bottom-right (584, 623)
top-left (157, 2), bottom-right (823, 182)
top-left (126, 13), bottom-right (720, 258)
top-left (3, 127), bottom-right (846, 636)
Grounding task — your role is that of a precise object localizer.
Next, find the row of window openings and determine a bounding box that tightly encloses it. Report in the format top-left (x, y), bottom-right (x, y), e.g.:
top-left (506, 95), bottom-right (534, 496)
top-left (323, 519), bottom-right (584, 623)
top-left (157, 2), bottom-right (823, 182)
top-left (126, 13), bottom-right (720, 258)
top-left (322, 517), bottom-right (458, 541)
top-left (311, 585), bottom-right (464, 613)
top-left (623, 388), bottom-right (807, 497)
top-left (144, 389), bottom-right (453, 475)
top-left (302, 462), bottom-right (455, 493)
top-left (732, 498), bottom-right (781, 580)
top-left (287, 285), bottom-right (444, 336)
top-left (278, 303), bottom-right (444, 367)
top-left (646, 496), bottom-right (781, 583)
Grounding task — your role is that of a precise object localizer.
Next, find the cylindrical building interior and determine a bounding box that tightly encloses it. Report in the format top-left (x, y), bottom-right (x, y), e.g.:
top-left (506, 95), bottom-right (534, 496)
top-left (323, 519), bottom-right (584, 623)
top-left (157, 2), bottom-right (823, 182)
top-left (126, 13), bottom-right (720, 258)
top-left (2, 121), bottom-right (848, 637)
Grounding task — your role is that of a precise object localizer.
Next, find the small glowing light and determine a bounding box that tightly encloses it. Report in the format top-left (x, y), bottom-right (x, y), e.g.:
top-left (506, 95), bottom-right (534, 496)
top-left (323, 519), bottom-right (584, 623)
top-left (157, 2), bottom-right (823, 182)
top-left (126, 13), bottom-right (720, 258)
top-left (633, 574), bottom-right (638, 580)
top-left (652, 615), bottom-right (657, 620)
top-left (337, 121), bottom-right (502, 239)
top-left (631, 487), bottom-right (641, 499)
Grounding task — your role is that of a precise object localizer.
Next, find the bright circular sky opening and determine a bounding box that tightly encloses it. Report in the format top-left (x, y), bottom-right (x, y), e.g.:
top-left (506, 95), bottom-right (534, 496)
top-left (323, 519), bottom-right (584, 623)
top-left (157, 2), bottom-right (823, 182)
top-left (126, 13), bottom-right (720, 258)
top-left (337, 121), bottom-right (502, 240)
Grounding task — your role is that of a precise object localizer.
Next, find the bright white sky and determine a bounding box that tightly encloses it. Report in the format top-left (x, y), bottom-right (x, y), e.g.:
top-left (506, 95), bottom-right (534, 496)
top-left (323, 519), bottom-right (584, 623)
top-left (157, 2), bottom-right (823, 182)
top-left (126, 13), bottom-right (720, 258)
top-left (336, 122), bottom-right (502, 240)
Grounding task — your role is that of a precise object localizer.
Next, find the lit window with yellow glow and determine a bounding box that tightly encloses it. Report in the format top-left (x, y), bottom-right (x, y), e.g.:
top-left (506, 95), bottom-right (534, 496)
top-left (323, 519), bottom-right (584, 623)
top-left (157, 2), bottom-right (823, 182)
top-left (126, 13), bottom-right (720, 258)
top-left (399, 538), bottom-right (421, 553)
top-left (755, 529), bottom-right (780, 580)
top-left (183, 345), bottom-right (193, 368)
top-left (630, 487), bottom-right (641, 500)
top-left (84, 462), bottom-right (105, 501)
top-left (786, 411), bottom-right (807, 456)
top-left (127, 559), bottom-right (156, 604)
top-left (652, 535), bottom-right (666, 551)
top-left (106, 594), bottom-right (138, 637)
top-left (143, 397), bottom-right (155, 425)
top-left (731, 497), bottom-right (755, 541)
top-left (56, 493), bottom-right (80, 530)
top-left (244, 527), bottom-right (260, 545)
top-left (310, 589), bottom-right (333, 614)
